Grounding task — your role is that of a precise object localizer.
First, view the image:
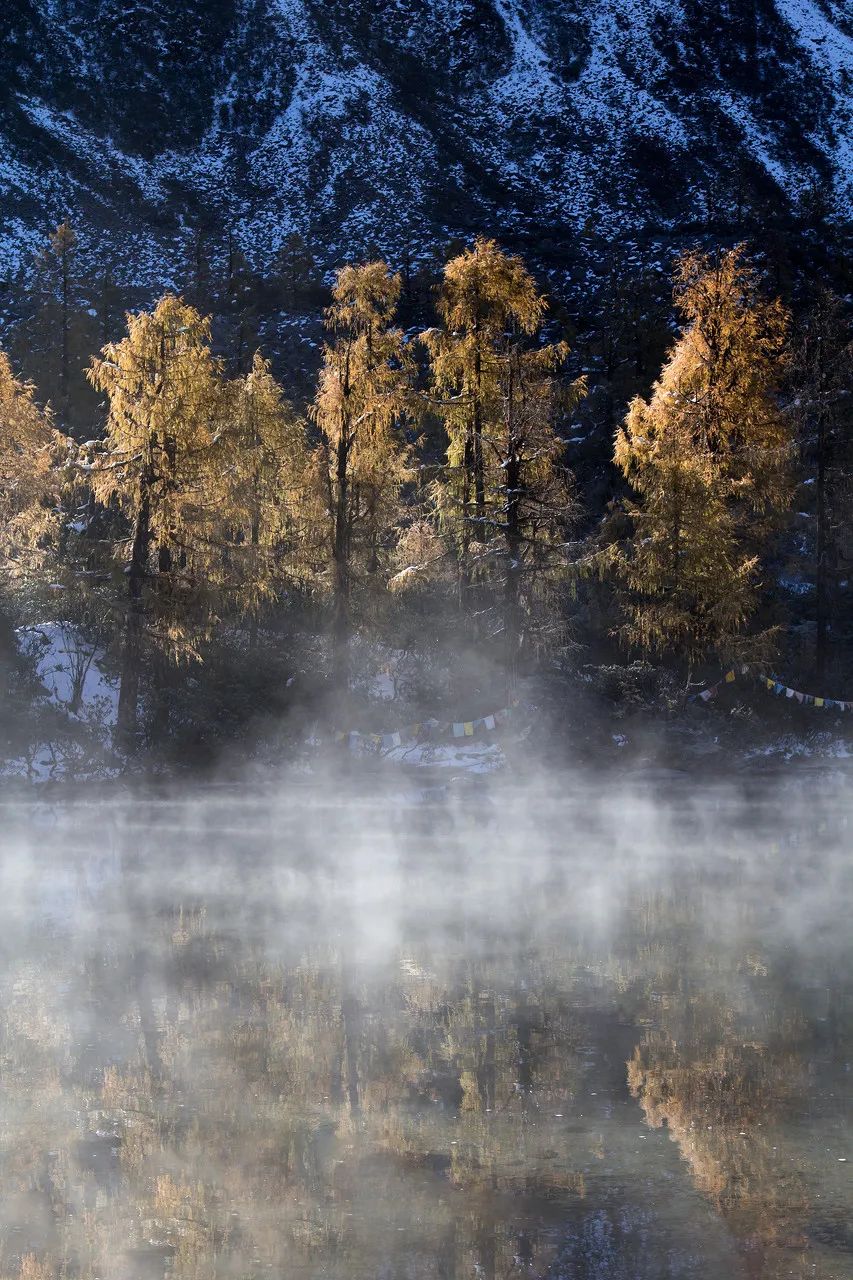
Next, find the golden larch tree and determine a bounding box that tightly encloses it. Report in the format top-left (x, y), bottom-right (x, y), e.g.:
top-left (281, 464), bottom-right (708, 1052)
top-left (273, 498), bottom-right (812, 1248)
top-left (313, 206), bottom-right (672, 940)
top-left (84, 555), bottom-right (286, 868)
top-left (0, 351), bottom-right (63, 582)
top-left (614, 244), bottom-right (792, 671)
top-left (211, 352), bottom-right (312, 640)
top-left (309, 261), bottom-right (412, 683)
top-left (87, 295), bottom-right (223, 744)
top-left (422, 239), bottom-right (584, 666)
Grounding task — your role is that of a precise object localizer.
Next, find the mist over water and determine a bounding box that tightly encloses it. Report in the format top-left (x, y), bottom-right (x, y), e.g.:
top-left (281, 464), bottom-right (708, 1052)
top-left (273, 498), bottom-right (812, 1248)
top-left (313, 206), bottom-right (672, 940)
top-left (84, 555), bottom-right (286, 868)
top-left (0, 769), bottom-right (850, 1279)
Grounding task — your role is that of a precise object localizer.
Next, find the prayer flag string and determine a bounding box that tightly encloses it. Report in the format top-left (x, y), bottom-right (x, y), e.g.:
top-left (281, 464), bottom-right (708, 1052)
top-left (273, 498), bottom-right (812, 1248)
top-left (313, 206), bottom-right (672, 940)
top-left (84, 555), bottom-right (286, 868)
top-left (689, 666), bottom-right (853, 711)
top-left (329, 699), bottom-right (520, 749)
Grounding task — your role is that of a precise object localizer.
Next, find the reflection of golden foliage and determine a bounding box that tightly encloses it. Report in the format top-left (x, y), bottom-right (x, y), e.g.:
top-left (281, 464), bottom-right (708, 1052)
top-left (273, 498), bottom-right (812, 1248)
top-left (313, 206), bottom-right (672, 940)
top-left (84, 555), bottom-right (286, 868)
top-left (743, 952), bottom-right (769, 978)
top-left (629, 1030), bottom-right (811, 1256)
top-left (19, 1256), bottom-right (53, 1280)
top-left (154, 1173), bottom-right (202, 1220)
top-left (459, 1070), bottom-right (480, 1112)
top-left (102, 1065), bottom-right (160, 1175)
top-left (171, 905), bottom-right (207, 946)
top-left (151, 1175), bottom-right (212, 1279)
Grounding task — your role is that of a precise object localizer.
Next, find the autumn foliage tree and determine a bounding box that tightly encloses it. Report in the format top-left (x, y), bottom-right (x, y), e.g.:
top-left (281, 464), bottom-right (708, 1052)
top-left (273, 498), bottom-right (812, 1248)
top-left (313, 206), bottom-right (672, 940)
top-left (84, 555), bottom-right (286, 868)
top-left (213, 351), bottom-right (311, 636)
top-left (0, 351), bottom-right (64, 747)
top-left (614, 245), bottom-right (792, 671)
top-left (310, 262), bottom-right (412, 683)
top-left (87, 295), bottom-right (223, 743)
top-left (0, 352), bottom-right (62, 587)
top-left (422, 239), bottom-right (584, 665)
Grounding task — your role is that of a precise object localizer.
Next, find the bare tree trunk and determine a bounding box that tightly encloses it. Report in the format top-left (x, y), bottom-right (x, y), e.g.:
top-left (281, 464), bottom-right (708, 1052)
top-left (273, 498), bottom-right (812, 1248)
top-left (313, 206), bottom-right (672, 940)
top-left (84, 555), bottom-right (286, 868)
top-left (149, 649), bottom-right (173, 746)
top-left (60, 241), bottom-right (70, 424)
top-left (816, 398), bottom-right (828, 681)
top-left (460, 435), bottom-right (475, 616)
top-left (333, 433), bottom-right (351, 688)
top-left (249, 486), bottom-right (261, 651)
top-left (117, 481), bottom-right (151, 751)
top-left (477, 988), bottom-right (496, 1114)
top-left (340, 973), bottom-right (361, 1117)
top-left (504, 450), bottom-right (522, 684)
top-left (472, 344), bottom-right (485, 538)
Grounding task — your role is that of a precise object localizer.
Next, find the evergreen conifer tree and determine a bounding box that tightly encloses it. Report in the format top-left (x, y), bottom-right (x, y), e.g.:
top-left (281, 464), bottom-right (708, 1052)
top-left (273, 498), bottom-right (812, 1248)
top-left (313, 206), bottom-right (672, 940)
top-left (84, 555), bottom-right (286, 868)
top-left (87, 295), bottom-right (223, 744)
top-left (213, 352), bottom-right (311, 640)
top-left (423, 239), bottom-right (584, 665)
top-left (17, 222), bottom-right (96, 437)
top-left (309, 262), bottom-right (412, 684)
top-left (0, 352), bottom-right (62, 582)
top-left (614, 245), bottom-right (792, 670)
top-left (791, 289), bottom-right (853, 679)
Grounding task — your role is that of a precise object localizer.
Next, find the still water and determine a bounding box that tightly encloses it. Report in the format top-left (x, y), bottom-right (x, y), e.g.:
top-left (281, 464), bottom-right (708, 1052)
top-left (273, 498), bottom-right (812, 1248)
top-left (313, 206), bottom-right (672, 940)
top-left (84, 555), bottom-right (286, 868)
top-left (0, 775), bottom-right (850, 1279)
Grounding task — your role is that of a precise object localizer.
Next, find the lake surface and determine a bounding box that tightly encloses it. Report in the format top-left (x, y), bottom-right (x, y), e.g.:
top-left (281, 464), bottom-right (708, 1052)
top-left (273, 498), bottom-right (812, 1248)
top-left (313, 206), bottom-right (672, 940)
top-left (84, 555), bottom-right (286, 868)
top-left (0, 774), bottom-right (850, 1279)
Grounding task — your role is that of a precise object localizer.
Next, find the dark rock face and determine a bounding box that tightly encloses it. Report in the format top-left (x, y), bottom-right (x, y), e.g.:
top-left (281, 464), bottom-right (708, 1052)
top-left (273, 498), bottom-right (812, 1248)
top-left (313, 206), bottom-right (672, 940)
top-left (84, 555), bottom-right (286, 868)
top-left (0, 0), bottom-right (850, 278)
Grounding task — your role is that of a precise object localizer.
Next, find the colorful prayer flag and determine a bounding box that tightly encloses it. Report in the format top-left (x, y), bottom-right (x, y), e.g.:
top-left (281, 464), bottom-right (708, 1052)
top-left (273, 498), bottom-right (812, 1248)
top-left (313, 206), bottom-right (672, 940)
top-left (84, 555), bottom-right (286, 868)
top-left (452, 722), bottom-right (465, 738)
top-left (463, 721), bottom-right (474, 737)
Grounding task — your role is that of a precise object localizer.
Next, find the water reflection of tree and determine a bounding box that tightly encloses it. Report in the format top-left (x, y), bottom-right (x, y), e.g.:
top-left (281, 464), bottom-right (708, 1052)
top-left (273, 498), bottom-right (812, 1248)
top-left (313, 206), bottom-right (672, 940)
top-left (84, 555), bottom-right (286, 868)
top-left (1, 827), bottom-right (849, 1280)
top-left (622, 874), bottom-right (851, 1280)
top-left (0, 903), bottom-right (590, 1279)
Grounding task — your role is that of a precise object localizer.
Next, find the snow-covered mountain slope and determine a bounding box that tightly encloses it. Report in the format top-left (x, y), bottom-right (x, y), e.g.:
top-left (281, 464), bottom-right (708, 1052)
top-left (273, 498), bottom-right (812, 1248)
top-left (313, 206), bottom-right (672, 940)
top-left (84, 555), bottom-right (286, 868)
top-left (1, 0), bottom-right (851, 280)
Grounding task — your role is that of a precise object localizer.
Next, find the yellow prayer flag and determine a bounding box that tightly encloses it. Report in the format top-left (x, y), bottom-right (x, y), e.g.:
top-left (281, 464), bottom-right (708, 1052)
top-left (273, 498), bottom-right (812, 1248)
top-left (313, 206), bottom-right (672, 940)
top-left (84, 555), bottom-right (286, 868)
top-left (463, 721), bottom-right (474, 736)
top-left (725, 670), bottom-right (735, 683)
top-left (815, 698), bottom-right (824, 708)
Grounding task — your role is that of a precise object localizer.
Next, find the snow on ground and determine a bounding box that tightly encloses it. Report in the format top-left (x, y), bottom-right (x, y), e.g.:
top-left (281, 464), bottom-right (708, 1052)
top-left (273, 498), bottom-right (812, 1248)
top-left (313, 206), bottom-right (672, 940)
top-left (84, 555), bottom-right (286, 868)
top-left (1, 623), bottom-right (121, 781)
top-left (774, 0), bottom-right (853, 207)
top-left (15, 96), bottom-right (170, 206)
top-left (713, 90), bottom-right (810, 199)
top-left (339, 650), bottom-right (508, 773)
top-left (571, 0), bottom-right (689, 146)
top-left (775, 0), bottom-right (853, 78)
top-left (745, 733), bottom-right (853, 762)
top-left (0, 0), bottom-right (850, 280)
top-left (349, 736), bottom-right (505, 774)
top-left (17, 622), bottom-right (118, 728)
top-left (490, 0), bottom-right (562, 111)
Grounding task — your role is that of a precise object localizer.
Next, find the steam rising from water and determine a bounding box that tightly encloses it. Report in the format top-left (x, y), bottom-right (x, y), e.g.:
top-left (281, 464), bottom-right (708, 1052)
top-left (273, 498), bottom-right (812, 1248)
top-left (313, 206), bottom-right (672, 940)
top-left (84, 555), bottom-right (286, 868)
top-left (0, 767), bottom-right (850, 1278)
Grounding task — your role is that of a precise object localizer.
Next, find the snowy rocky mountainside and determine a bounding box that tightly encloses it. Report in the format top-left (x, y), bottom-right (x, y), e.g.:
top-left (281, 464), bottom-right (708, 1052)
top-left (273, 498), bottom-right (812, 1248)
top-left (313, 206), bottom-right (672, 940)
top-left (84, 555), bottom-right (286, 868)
top-left (0, 0), bottom-right (851, 280)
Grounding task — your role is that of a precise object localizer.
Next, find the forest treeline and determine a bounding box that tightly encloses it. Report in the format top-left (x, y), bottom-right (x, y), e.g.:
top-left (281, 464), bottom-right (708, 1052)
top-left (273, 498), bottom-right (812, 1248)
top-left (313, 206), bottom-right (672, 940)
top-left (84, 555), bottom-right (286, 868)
top-left (1, 225), bottom-right (852, 753)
